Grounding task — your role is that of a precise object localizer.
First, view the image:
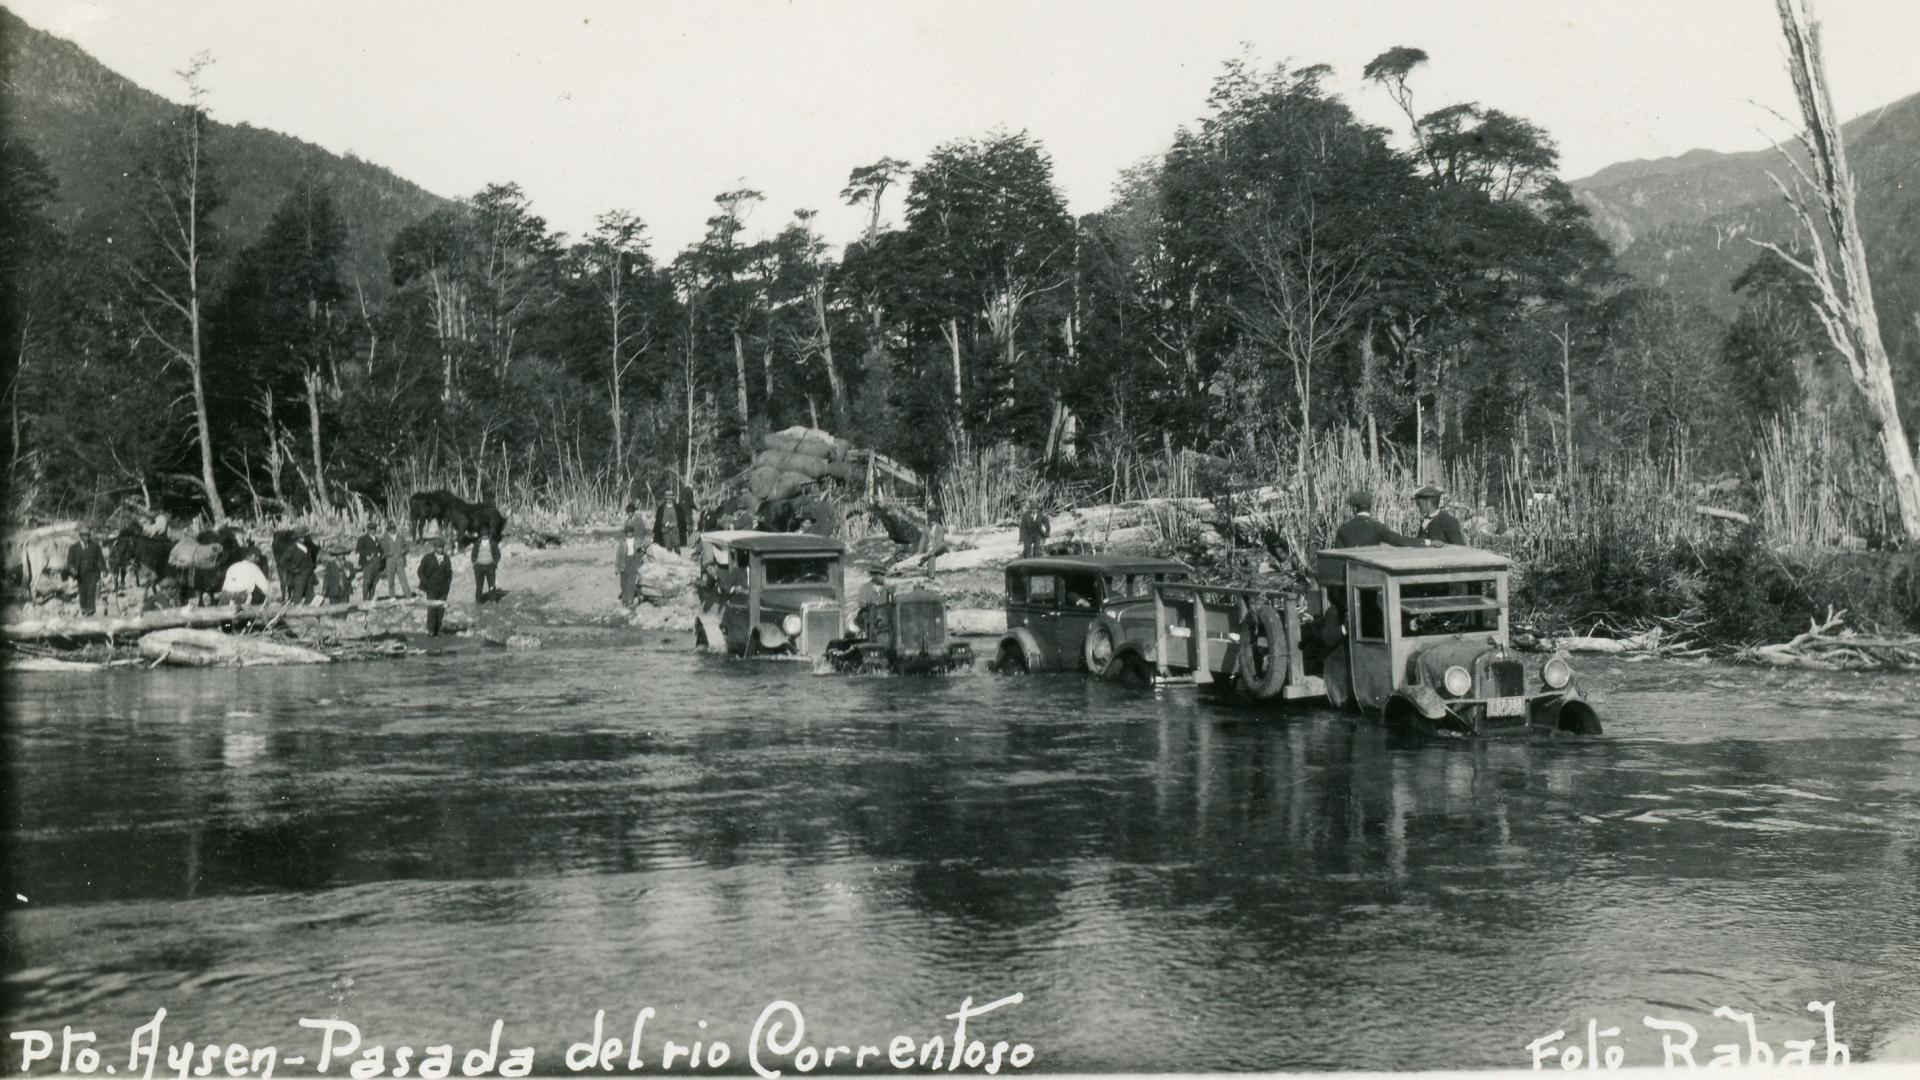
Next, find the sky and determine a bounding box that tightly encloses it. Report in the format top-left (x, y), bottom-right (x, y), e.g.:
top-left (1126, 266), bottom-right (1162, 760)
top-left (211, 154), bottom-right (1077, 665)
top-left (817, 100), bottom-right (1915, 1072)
top-left (9, 0), bottom-right (1920, 255)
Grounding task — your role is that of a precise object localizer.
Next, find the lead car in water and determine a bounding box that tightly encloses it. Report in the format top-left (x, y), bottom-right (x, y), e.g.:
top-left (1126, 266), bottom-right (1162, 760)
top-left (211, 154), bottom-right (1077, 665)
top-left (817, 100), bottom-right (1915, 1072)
top-left (1316, 545), bottom-right (1603, 736)
top-left (693, 531), bottom-right (847, 658)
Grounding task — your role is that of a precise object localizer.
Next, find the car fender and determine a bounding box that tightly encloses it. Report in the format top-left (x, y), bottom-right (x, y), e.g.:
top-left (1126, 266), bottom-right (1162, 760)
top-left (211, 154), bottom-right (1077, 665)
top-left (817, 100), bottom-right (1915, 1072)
top-left (1535, 688), bottom-right (1605, 735)
top-left (996, 628), bottom-right (1045, 671)
top-left (1392, 684), bottom-right (1451, 721)
top-left (756, 623), bottom-right (792, 651)
top-left (695, 613), bottom-right (725, 649)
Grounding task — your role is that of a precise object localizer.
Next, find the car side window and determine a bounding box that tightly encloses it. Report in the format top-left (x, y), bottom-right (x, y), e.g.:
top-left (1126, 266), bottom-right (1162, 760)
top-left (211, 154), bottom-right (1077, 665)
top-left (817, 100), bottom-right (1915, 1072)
top-left (1356, 587), bottom-right (1386, 641)
top-left (1026, 574), bottom-right (1059, 605)
top-left (1060, 572), bottom-right (1100, 610)
top-left (1006, 571), bottom-right (1028, 604)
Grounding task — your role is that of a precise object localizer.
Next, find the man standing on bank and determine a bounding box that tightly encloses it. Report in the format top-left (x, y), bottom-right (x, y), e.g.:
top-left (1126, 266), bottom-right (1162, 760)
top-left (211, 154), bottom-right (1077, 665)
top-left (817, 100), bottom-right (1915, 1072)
top-left (615, 524), bottom-right (645, 608)
top-left (1018, 500), bottom-right (1050, 558)
top-left (67, 527), bottom-right (106, 616)
top-left (418, 535), bottom-right (453, 637)
top-left (1413, 485), bottom-right (1467, 546)
top-left (355, 522), bottom-right (385, 601)
top-left (381, 522), bottom-right (412, 599)
top-left (1333, 490), bottom-right (1433, 548)
top-left (469, 531), bottom-right (500, 604)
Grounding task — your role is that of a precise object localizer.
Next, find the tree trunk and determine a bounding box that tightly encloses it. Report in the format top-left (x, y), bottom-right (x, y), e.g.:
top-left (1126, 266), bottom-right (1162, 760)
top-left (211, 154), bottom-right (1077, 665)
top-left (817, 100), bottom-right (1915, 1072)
top-left (304, 367), bottom-right (328, 509)
top-left (1770, 0), bottom-right (1920, 538)
top-left (812, 289), bottom-right (848, 433)
top-left (945, 317), bottom-right (964, 435)
top-left (732, 328), bottom-right (753, 454)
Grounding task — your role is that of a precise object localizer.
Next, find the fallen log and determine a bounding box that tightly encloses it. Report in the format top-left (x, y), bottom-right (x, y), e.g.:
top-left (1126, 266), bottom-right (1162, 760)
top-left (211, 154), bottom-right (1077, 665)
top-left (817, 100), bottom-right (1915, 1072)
top-left (4, 602), bottom-right (363, 642)
top-left (1695, 505), bottom-right (1753, 525)
top-left (137, 627), bottom-right (333, 667)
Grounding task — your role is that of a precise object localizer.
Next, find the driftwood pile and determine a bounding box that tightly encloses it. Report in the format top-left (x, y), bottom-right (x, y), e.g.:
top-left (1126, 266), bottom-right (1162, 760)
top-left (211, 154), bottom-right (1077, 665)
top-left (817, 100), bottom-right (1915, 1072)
top-left (1743, 608), bottom-right (1920, 672)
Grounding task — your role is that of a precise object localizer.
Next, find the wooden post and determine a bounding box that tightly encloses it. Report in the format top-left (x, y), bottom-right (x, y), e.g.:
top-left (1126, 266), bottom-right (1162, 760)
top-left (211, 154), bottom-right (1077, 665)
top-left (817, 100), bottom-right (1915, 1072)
top-left (1154, 585), bottom-right (1170, 678)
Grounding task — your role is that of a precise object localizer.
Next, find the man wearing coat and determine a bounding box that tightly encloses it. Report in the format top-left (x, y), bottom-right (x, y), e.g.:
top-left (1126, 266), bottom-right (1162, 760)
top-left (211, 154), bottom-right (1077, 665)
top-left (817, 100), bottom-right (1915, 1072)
top-left (1333, 490), bottom-right (1428, 548)
top-left (1414, 485), bottom-right (1468, 546)
top-left (417, 536), bottom-right (454, 637)
top-left (66, 527), bottom-right (106, 616)
top-left (1018, 502), bottom-right (1051, 558)
top-left (381, 524), bottom-right (412, 598)
top-left (355, 523), bottom-right (385, 601)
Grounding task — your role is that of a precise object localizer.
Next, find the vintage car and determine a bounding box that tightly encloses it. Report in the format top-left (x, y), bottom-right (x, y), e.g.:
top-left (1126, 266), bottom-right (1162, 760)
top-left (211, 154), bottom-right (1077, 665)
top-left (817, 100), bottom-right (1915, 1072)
top-left (991, 554), bottom-right (1195, 673)
top-left (1082, 580), bottom-right (1328, 703)
top-left (1315, 545), bottom-right (1603, 736)
top-left (823, 584), bottom-right (973, 674)
top-left (692, 530), bottom-right (847, 658)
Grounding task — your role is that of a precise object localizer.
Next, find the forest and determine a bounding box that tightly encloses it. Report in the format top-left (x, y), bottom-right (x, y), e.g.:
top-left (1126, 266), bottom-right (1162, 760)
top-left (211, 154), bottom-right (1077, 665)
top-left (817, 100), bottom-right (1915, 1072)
top-left (6, 42), bottom-right (1919, 642)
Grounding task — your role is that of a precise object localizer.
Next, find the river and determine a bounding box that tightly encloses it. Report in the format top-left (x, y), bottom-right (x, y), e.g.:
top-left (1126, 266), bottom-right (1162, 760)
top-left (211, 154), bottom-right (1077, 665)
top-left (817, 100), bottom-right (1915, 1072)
top-left (5, 643), bottom-right (1918, 1073)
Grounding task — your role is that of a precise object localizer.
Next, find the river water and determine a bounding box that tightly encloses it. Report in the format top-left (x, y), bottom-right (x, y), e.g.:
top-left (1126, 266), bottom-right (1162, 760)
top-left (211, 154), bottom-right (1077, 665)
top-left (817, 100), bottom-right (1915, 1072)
top-left (5, 642), bottom-right (1919, 1073)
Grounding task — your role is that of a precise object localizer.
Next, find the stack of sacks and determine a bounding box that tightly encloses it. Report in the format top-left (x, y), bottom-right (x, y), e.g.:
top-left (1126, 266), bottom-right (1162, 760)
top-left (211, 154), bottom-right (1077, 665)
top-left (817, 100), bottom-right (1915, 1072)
top-left (746, 426), bottom-right (855, 502)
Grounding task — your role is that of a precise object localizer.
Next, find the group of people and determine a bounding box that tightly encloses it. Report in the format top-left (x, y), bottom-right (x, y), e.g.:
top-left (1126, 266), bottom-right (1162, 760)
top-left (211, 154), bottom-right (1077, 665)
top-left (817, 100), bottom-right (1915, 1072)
top-left (1333, 485), bottom-right (1466, 548)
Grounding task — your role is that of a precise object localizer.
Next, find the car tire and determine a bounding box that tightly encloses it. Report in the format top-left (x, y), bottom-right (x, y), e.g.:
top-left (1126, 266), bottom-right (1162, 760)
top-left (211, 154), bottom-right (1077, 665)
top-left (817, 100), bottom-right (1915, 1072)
top-left (1233, 604), bottom-right (1290, 702)
top-left (994, 642), bottom-right (1029, 674)
top-left (1083, 619), bottom-right (1119, 677)
top-left (1110, 652), bottom-right (1153, 689)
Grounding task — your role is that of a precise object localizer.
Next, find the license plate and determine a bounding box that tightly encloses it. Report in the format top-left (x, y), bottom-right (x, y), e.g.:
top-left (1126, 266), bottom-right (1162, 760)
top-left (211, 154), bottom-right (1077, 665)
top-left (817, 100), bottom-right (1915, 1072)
top-left (1486, 696), bottom-right (1527, 717)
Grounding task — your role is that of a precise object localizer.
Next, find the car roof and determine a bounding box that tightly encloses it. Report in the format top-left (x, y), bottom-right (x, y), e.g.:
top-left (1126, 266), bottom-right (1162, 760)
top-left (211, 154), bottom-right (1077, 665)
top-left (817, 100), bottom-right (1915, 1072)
top-left (698, 530), bottom-right (845, 555)
top-left (1007, 554), bottom-right (1194, 574)
top-left (1318, 545), bottom-right (1512, 572)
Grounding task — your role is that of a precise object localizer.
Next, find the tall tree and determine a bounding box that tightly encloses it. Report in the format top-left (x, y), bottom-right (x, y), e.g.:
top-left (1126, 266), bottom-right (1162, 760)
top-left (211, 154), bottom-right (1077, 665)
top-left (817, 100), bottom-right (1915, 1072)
top-left (575, 210), bottom-right (656, 492)
top-left (124, 54), bottom-right (226, 522)
top-left (1758, 0), bottom-right (1920, 538)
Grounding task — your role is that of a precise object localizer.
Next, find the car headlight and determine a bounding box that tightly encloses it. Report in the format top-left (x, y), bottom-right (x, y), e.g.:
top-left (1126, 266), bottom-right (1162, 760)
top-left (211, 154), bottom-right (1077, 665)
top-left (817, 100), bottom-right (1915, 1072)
top-left (1442, 666), bottom-right (1472, 697)
top-left (781, 614), bottom-right (802, 637)
top-left (1543, 656), bottom-right (1572, 690)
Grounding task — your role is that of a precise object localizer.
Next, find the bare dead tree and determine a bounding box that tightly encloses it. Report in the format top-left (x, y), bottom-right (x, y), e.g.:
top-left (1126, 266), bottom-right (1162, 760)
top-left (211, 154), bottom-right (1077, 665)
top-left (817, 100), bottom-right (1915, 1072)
top-left (1755, 0), bottom-right (1920, 539)
top-left (1233, 198), bottom-right (1376, 478)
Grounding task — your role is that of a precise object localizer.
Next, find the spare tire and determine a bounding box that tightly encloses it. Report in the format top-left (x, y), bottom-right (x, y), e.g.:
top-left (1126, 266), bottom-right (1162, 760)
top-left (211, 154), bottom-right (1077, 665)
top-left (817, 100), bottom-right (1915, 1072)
top-left (1234, 604), bottom-right (1291, 701)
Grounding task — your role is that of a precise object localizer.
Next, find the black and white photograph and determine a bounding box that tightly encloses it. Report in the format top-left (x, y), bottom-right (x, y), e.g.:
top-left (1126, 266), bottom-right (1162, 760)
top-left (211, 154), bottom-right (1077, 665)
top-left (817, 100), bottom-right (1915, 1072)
top-left (4, 1), bottom-right (1919, 1074)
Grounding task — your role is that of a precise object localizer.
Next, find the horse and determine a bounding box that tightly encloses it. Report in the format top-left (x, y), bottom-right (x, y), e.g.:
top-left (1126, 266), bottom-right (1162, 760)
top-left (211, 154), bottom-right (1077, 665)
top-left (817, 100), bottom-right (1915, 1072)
top-left (109, 524), bottom-right (174, 595)
top-left (409, 490), bottom-right (462, 541)
top-left (168, 527), bottom-right (249, 607)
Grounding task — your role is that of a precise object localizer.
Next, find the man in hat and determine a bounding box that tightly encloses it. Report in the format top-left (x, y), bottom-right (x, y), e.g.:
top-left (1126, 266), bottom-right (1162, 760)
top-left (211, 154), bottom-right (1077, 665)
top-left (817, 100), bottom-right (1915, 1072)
top-left (65, 526), bottom-right (106, 617)
top-left (853, 567), bottom-right (890, 636)
top-left (615, 524), bottom-right (645, 608)
top-left (320, 546), bottom-right (353, 605)
top-left (418, 535), bottom-right (454, 636)
top-left (1333, 490), bottom-right (1427, 548)
top-left (381, 522), bottom-right (412, 599)
top-left (1018, 500), bottom-right (1050, 558)
top-left (1413, 485), bottom-right (1467, 546)
top-left (355, 522), bottom-right (385, 601)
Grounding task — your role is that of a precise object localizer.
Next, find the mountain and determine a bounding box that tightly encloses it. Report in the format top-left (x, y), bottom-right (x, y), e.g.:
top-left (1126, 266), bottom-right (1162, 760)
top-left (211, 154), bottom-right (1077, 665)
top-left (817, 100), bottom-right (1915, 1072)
top-left (1568, 91), bottom-right (1920, 334)
top-left (0, 5), bottom-right (451, 299)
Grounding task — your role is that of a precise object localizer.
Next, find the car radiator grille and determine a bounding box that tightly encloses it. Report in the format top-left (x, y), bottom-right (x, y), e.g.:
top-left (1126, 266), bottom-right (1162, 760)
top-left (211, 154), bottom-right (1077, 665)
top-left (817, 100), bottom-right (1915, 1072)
top-left (803, 608), bottom-right (842, 655)
top-left (1488, 659), bottom-right (1526, 698)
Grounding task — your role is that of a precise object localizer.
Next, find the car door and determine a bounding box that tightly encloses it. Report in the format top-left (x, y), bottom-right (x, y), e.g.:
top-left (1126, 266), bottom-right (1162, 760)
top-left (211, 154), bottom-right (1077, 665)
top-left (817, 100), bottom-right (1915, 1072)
top-left (1014, 571), bottom-right (1062, 666)
top-left (719, 549), bottom-right (753, 652)
top-left (1056, 570), bottom-right (1102, 669)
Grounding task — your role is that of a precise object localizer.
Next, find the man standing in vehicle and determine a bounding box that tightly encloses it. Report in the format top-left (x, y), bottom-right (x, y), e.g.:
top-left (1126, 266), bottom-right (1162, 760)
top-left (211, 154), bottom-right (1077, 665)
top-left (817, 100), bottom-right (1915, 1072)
top-left (1414, 485), bottom-right (1467, 546)
top-left (1333, 490), bottom-right (1430, 548)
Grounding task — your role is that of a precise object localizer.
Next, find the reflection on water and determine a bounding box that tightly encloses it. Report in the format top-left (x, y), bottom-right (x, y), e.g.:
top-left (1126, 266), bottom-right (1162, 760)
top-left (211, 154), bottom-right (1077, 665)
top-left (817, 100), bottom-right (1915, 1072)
top-left (5, 648), bottom-right (1919, 1071)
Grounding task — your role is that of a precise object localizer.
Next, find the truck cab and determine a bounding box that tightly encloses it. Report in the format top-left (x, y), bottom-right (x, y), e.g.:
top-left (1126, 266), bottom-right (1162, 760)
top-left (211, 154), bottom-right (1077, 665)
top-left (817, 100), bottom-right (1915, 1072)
top-left (1316, 546), bottom-right (1602, 736)
top-left (693, 531), bottom-right (847, 657)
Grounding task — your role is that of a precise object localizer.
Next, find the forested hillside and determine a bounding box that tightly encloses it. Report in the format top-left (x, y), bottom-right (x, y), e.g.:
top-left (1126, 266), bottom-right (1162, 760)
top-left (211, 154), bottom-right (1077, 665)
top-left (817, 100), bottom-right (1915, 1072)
top-left (0, 6), bottom-right (448, 301)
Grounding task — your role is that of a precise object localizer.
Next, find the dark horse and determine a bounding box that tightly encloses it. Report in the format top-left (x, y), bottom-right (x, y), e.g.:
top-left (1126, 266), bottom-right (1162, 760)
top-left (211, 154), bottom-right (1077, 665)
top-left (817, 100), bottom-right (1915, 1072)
top-left (108, 525), bottom-right (174, 596)
top-left (163, 527), bottom-right (251, 607)
top-left (410, 490), bottom-right (506, 544)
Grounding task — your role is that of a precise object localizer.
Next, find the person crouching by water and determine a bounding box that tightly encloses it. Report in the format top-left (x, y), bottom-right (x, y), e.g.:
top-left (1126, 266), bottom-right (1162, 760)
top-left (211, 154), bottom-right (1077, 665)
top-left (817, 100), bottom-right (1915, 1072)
top-left (615, 524), bottom-right (645, 608)
top-left (469, 530), bottom-right (500, 603)
top-left (1413, 484), bottom-right (1467, 546)
top-left (355, 522), bottom-right (385, 601)
top-left (418, 536), bottom-right (453, 636)
top-left (1333, 489), bottom-right (1432, 548)
top-left (221, 553), bottom-right (272, 606)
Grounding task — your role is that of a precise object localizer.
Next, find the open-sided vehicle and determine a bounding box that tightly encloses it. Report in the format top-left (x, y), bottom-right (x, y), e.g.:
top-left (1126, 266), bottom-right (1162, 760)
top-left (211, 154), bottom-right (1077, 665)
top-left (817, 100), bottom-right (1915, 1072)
top-left (1082, 581), bottom-right (1329, 702)
top-left (693, 531), bottom-right (847, 657)
top-left (991, 555), bottom-right (1195, 673)
top-left (1315, 546), bottom-right (1603, 736)
top-left (824, 585), bottom-right (973, 674)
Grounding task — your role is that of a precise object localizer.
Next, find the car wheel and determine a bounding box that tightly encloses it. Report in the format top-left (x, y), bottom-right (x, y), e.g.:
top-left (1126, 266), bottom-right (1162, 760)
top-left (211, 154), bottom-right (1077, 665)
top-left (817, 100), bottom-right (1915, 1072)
top-left (994, 642), bottom-right (1029, 674)
top-left (1111, 652), bottom-right (1153, 689)
top-left (1083, 620), bottom-right (1118, 676)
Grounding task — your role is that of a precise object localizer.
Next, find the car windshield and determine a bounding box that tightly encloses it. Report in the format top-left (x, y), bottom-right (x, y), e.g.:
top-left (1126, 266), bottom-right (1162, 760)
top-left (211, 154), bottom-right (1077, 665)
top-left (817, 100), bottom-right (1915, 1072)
top-left (1399, 579), bottom-right (1500, 636)
top-left (763, 556), bottom-right (833, 586)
